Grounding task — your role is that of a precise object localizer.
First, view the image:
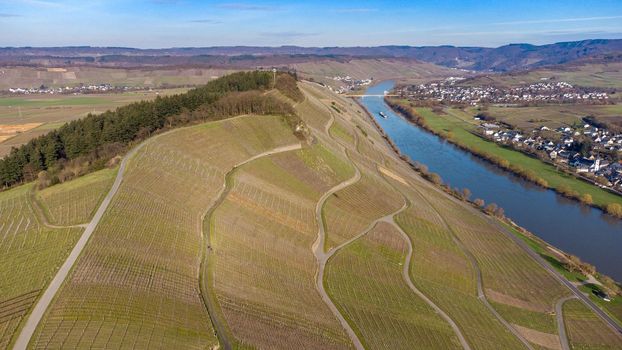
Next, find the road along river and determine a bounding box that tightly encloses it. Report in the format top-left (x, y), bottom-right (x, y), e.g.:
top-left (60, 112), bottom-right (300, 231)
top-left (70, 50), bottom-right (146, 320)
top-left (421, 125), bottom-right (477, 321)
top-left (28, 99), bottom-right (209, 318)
top-left (360, 81), bottom-right (622, 282)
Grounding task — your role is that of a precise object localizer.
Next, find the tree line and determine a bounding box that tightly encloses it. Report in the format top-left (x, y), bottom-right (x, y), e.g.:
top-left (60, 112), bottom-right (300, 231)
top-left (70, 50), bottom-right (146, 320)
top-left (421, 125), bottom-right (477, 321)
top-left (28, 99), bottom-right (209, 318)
top-left (0, 71), bottom-right (303, 189)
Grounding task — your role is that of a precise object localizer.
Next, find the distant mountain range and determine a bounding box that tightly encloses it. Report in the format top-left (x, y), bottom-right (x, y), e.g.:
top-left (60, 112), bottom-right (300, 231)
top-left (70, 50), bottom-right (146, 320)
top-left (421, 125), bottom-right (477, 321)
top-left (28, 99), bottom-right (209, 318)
top-left (2, 39), bottom-right (622, 72)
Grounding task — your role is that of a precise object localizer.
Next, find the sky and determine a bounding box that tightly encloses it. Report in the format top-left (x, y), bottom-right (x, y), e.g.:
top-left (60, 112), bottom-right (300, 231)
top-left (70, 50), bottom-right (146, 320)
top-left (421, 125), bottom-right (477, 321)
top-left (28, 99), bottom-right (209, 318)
top-left (1, 0), bottom-right (622, 48)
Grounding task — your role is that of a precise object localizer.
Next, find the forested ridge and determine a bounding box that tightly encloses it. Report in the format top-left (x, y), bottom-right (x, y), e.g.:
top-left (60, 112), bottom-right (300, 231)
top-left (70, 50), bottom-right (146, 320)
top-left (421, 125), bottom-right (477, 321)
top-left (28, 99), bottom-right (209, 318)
top-left (0, 71), bottom-right (303, 188)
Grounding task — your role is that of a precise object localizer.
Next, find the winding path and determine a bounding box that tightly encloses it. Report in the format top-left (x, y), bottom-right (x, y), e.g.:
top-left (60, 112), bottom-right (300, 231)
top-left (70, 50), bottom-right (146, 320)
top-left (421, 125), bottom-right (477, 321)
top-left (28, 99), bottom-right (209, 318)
top-left (13, 134), bottom-right (154, 350)
top-left (27, 190), bottom-right (88, 230)
top-left (198, 143), bottom-right (302, 350)
top-left (312, 96), bottom-right (471, 350)
top-left (555, 296), bottom-right (576, 350)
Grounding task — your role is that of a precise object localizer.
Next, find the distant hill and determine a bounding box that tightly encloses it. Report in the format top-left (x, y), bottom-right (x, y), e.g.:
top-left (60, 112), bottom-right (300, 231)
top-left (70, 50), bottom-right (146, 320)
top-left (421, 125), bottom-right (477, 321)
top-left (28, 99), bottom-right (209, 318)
top-left (2, 39), bottom-right (622, 72)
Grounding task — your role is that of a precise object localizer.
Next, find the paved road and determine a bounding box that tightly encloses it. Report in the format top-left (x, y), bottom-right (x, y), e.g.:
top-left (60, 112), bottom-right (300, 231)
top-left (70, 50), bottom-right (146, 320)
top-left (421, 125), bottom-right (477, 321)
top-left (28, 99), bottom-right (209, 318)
top-left (13, 136), bottom-right (153, 350)
top-left (199, 143), bottom-right (302, 350)
top-left (555, 296), bottom-right (576, 350)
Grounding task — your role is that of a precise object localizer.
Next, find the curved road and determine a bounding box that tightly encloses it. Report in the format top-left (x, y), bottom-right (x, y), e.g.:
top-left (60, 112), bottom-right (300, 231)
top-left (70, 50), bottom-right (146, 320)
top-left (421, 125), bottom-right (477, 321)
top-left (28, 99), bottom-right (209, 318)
top-left (555, 296), bottom-right (576, 350)
top-left (13, 134), bottom-right (154, 350)
top-left (198, 143), bottom-right (302, 350)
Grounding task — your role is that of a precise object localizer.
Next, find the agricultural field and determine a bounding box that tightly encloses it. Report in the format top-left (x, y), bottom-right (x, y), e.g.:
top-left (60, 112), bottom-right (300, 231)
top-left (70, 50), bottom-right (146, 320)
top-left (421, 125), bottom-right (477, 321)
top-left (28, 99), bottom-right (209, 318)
top-left (0, 88), bottom-right (186, 157)
top-left (463, 104), bottom-right (622, 132)
top-left (0, 184), bottom-right (82, 349)
top-left (325, 221), bottom-right (462, 349)
top-left (415, 107), bottom-right (622, 208)
top-left (463, 62), bottom-right (622, 89)
top-left (29, 115), bottom-right (299, 349)
top-left (0, 66), bottom-right (234, 90)
top-left (563, 298), bottom-right (622, 349)
top-left (210, 144), bottom-right (354, 349)
top-left (416, 184), bottom-right (571, 347)
top-left (35, 167), bottom-right (117, 226)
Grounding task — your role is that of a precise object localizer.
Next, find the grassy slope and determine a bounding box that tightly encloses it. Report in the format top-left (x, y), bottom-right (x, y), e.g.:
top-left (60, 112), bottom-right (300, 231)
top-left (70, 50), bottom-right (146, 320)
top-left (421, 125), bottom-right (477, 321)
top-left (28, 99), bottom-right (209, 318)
top-left (415, 107), bottom-right (622, 208)
top-left (325, 222), bottom-right (462, 349)
top-left (35, 167), bottom-right (117, 226)
top-left (30, 115), bottom-right (297, 349)
top-left (0, 184), bottom-right (82, 349)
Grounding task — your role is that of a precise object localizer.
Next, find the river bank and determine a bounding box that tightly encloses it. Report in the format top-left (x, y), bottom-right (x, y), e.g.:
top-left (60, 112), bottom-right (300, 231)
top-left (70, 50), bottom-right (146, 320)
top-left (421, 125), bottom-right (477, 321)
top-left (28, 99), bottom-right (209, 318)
top-left (385, 97), bottom-right (622, 218)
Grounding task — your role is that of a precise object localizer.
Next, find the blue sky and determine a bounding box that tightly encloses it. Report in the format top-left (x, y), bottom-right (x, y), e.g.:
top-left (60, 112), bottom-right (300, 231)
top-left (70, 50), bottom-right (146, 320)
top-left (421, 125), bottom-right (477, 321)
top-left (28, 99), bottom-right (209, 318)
top-left (1, 0), bottom-right (622, 48)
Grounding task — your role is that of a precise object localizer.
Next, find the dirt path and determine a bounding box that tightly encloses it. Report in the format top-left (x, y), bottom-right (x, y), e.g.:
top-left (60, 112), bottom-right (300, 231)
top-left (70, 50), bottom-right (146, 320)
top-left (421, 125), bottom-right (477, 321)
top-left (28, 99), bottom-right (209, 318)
top-left (198, 143), bottom-right (302, 350)
top-left (388, 215), bottom-right (471, 350)
top-left (13, 133), bottom-right (156, 350)
top-left (27, 190), bottom-right (88, 230)
top-left (555, 296), bottom-right (576, 350)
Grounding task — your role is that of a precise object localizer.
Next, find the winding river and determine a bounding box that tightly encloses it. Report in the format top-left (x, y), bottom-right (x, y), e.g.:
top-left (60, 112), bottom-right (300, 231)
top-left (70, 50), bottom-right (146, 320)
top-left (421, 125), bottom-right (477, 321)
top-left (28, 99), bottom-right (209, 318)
top-left (361, 81), bottom-right (622, 282)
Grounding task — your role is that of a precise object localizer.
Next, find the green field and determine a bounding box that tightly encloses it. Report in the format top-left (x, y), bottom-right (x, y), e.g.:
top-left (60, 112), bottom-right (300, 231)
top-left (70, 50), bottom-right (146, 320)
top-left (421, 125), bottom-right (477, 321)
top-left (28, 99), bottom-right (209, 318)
top-left (463, 62), bottom-right (622, 89)
top-left (30, 116), bottom-right (299, 349)
top-left (414, 107), bottom-right (622, 208)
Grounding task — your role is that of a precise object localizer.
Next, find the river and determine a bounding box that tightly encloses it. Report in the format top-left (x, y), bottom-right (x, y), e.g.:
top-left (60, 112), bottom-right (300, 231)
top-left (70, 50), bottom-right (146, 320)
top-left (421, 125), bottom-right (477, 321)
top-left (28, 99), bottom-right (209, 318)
top-left (361, 81), bottom-right (622, 281)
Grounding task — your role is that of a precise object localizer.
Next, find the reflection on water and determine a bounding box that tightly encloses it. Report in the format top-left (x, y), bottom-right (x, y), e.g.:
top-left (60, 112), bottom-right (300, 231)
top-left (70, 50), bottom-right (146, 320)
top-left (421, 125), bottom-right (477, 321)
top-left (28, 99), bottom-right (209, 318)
top-left (362, 81), bottom-right (622, 281)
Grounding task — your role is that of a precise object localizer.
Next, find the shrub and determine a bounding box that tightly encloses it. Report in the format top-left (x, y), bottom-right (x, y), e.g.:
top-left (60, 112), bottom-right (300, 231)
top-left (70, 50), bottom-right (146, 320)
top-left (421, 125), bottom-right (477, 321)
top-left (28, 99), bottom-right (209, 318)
top-left (474, 198), bottom-right (485, 207)
top-left (580, 194), bottom-right (593, 205)
top-left (484, 203), bottom-right (498, 215)
top-left (605, 203), bottom-right (622, 218)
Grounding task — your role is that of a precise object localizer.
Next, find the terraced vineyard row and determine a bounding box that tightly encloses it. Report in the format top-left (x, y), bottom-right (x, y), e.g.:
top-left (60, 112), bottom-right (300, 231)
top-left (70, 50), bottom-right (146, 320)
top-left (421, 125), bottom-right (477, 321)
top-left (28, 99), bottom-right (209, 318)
top-left (210, 144), bottom-right (355, 349)
top-left (0, 185), bottom-right (82, 349)
top-left (325, 221), bottom-right (463, 349)
top-left (562, 298), bottom-right (622, 349)
top-left (322, 166), bottom-right (404, 251)
top-left (35, 168), bottom-right (117, 226)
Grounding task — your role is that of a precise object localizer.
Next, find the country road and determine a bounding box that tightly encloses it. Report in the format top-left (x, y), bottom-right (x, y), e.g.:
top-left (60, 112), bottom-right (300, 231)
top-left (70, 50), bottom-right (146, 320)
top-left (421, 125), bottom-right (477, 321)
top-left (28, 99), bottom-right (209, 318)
top-left (13, 135), bottom-right (152, 350)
